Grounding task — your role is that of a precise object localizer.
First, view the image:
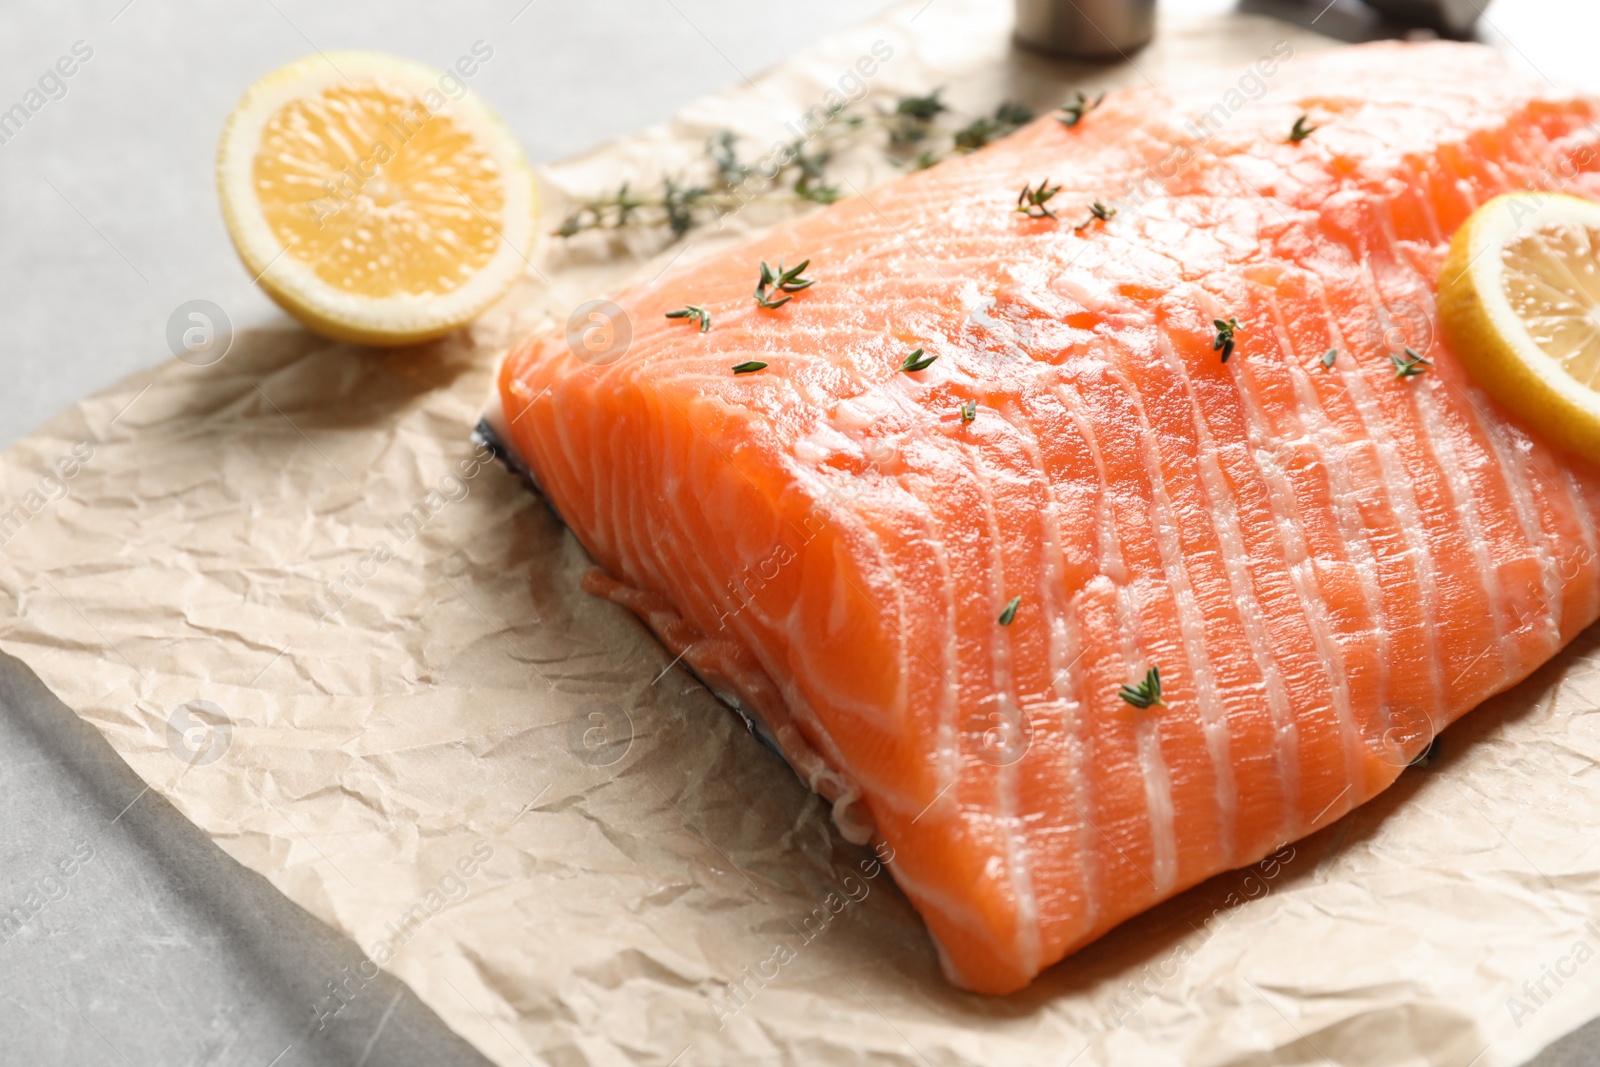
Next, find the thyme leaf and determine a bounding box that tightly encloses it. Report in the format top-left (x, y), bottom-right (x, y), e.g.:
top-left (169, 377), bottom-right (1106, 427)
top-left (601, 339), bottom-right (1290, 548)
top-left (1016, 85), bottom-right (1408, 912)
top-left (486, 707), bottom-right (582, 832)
top-left (1057, 90), bottom-right (1106, 128)
top-left (1213, 317), bottom-right (1241, 363)
top-left (899, 348), bottom-right (938, 373)
top-left (894, 89), bottom-right (948, 122)
top-left (1074, 200), bottom-right (1117, 231)
top-left (1118, 666), bottom-right (1165, 709)
top-left (732, 360), bottom-right (768, 374)
top-left (790, 143), bottom-right (842, 205)
top-left (708, 130), bottom-right (749, 188)
top-left (998, 596), bottom-right (1021, 626)
top-left (1321, 347), bottom-right (1337, 369)
top-left (559, 92), bottom-right (1040, 240)
top-left (754, 259), bottom-right (814, 309)
top-left (952, 102), bottom-right (1035, 153)
top-left (960, 399), bottom-right (977, 423)
top-left (1016, 178), bottom-right (1063, 219)
top-left (1390, 346), bottom-right (1432, 379)
top-left (665, 305), bottom-right (712, 332)
top-left (882, 89), bottom-right (948, 149)
top-left (1288, 114), bottom-right (1319, 144)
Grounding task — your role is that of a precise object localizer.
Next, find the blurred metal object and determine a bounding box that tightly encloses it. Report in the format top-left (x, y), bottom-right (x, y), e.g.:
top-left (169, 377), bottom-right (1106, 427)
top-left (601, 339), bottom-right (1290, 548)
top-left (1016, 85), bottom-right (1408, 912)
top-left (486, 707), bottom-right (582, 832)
top-left (1013, 0), bottom-right (1156, 59)
top-left (1359, 0), bottom-right (1482, 37)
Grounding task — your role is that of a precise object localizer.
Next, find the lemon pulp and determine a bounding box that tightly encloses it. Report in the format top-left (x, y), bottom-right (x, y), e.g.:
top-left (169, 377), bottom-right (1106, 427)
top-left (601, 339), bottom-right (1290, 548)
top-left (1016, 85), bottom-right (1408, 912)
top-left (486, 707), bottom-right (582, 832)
top-left (253, 81), bottom-right (505, 300)
top-left (217, 51), bottom-right (536, 347)
top-left (1501, 223), bottom-right (1600, 387)
top-left (1438, 193), bottom-right (1600, 465)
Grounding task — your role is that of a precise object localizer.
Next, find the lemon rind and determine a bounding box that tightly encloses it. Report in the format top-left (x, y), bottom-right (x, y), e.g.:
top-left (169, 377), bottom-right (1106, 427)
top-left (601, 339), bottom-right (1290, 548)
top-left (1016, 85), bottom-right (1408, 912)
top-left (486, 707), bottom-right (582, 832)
top-left (1440, 192), bottom-right (1600, 464)
top-left (216, 50), bottom-right (537, 347)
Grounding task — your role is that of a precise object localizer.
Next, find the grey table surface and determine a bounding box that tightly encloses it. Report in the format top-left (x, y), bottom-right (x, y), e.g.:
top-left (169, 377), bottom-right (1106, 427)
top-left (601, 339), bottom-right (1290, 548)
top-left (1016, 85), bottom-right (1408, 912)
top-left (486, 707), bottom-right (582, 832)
top-left (1, 1), bottom-right (1598, 1064)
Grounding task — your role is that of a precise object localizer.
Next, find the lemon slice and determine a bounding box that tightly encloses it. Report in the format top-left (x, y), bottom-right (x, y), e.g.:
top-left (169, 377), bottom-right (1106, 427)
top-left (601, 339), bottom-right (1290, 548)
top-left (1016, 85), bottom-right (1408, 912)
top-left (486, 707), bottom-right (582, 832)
top-left (217, 51), bottom-right (536, 347)
top-left (1440, 192), bottom-right (1600, 463)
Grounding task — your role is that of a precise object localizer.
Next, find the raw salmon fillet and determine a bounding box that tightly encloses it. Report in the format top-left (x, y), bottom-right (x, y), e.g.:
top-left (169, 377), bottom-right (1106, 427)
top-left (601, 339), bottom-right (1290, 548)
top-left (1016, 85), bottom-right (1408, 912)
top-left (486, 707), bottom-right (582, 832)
top-left (488, 42), bottom-right (1600, 993)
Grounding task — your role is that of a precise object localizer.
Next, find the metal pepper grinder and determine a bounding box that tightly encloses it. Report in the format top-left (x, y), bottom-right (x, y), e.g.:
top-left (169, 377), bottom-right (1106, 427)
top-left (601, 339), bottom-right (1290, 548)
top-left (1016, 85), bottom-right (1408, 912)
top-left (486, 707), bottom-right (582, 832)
top-left (1013, 0), bottom-right (1157, 59)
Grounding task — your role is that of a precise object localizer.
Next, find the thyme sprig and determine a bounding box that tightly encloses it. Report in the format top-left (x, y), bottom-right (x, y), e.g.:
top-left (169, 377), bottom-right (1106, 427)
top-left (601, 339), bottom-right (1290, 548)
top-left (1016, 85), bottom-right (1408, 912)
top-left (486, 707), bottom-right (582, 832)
top-left (557, 177), bottom-right (715, 239)
top-left (558, 129), bottom-right (848, 240)
top-left (708, 129), bottom-right (748, 188)
top-left (1288, 115), bottom-right (1319, 144)
top-left (1118, 666), bottom-right (1165, 709)
top-left (1390, 347), bottom-right (1432, 378)
top-left (952, 102), bottom-right (1036, 154)
top-left (899, 348), bottom-right (937, 373)
top-left (1214, 317), bottom-right (1241, 363)
top-left (558, 90), bottom-right (1037, 242)
top-left (909, 101), bottom-right (1035, 171)
top-left (787, 143), bottom-right (844, 205)
top-left (1057, 90), bottom-right (1105, 128)
top-left (665, 305), bottom-right (712, 332)
top-left (1075, 200), bottom-right (1117, 231)
top-left (754, 260), bottom-right (813, 309)
top-left (884, 89), bottom-right (949, 148)
top-left (1016, 179), bottom-right (1063, 219)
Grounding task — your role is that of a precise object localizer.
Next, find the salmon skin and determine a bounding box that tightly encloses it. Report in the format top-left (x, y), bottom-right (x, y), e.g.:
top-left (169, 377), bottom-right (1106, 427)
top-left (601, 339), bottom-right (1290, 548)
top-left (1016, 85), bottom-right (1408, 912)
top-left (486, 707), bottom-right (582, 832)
top-left (488, 41), bottom-right (1600, 994)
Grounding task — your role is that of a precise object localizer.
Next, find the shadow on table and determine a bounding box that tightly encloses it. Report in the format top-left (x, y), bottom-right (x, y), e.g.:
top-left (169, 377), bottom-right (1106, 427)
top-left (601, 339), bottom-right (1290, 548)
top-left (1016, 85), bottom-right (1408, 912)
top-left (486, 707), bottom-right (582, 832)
top-left (0, 649), bottom-right (493, 1067)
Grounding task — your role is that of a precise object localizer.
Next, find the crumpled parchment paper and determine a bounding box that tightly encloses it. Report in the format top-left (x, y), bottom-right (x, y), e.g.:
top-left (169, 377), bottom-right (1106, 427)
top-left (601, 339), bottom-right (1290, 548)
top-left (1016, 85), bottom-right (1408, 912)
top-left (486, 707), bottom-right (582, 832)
top-left (2, 2), bottom-right (1596, 1064)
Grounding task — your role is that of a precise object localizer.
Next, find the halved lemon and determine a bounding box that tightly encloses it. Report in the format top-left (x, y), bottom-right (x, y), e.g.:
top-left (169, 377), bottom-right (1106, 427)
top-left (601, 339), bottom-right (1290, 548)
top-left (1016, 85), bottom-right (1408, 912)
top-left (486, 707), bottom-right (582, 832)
top-left (217, 51), bottom-right (536, 347)
top-left (1440, 192), bottom-right (1600, 463)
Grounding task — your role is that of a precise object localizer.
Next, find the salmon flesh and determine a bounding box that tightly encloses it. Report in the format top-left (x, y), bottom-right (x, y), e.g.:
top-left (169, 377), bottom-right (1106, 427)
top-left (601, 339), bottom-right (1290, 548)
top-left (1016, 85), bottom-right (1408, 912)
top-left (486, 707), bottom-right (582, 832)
top-left (487, 42), bottom-right (1600, 993)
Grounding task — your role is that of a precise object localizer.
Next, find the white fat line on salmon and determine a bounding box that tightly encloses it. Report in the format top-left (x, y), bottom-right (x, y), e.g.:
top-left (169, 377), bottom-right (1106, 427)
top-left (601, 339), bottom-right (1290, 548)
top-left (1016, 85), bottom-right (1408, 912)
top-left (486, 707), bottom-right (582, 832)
top-left (1260, 290), bottom-right (1384, 797)
top-left (707, 841), bottom-right (896, 1029)
top-left (308, 440), bottom-right (495, 627)
top-left (1505, 919), bottom-right (1600, 1030)
top-left (1063, 40), bottom-right (1296, 270)
top-left (1382, 214), bottom-right (1580, 684)
top-left (1099, 844), bottom-right (1296, 1032)
top-left (1214, 298), bottom-right (1367, 825)
top-left (1421, 322), bottom-right (1597, 646)
top-left (648, 373), bottom-right (960, 723)
top-left (651, 369), bottom-right (964, 700)
top-left (1298, 270), bottom-right (1451, 780)
top-left (1054, 784), bottom-right (1159, 895)
top-left (1052, 377), bottom-right (1160, 920)
top-left (0, 440), bottom-right (94, 550)
top-left (1150, 330), bottom-right (1311, 847)
top-left (1457, 125), bottom-right (1600, 272)
top-left (964, 435), bottom-right (1044, 972)
top-left (1457, 386), bottom-right (1573, 654)
top-left (1560, 470), bottom-right (1600, 628)
top-left (1439, 372), bottom-right (1575, 658)
top-left (1120, 357), bottom-right (1237, 876)
top-left (712, 540), bottom-right (797, 631)
top-left (711, 474), bottom-right (866, 631)
top-left (703, 40), bottom-right (894, 231)
top-left (1397, 347), bottom-right (1516, 673)
top-left (312, 839), bottom-right (495, 1032)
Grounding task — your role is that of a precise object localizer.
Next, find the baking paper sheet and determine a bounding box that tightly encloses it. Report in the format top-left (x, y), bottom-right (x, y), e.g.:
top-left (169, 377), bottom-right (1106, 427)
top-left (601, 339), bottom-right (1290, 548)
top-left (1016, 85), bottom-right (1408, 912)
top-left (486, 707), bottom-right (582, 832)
top-left (3, 2), bottom-right (1596, 1063)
